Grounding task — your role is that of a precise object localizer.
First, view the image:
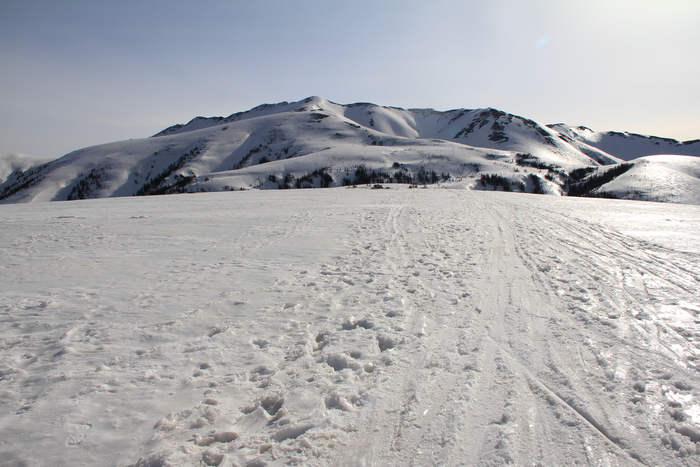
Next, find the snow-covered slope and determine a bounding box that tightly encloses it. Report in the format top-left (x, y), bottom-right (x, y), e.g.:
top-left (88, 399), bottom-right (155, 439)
top-left (157, 98), bottom-right (620, 167)
top-left (1, 96), bottom-right (698, 204)
top-left (584, 155), bottom-right (700, 205)
top-left (550, 124), bottom-right (700, 161)
top-left (1, 188), bottom-right (699, 466)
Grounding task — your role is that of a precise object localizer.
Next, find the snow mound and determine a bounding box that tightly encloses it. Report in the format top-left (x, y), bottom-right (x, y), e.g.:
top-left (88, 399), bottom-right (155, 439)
top-left (591, 155), bottom-right (700, 204)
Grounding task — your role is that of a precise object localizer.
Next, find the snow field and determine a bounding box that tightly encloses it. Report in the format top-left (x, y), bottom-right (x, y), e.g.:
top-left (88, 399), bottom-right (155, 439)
top-left (1, 188), bottom-right (699, 466)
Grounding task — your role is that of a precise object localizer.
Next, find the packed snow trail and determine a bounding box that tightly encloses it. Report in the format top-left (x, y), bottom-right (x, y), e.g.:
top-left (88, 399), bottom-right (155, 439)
top-left (0, 188), bottom-right (699, 466)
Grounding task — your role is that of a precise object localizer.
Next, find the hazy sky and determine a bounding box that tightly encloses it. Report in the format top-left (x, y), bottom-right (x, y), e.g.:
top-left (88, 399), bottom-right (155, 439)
top-left (1, 0), bottom-right (699, 159)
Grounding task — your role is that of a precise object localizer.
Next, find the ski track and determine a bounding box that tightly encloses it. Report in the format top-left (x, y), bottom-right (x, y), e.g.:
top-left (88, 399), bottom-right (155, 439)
top-left (0, 189), bottom-right (699, 466)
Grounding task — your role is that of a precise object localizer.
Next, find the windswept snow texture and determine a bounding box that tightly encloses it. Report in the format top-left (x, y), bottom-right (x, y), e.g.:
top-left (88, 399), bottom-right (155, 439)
top-left (0, 152), bottom-right (54, 185)
top-left (1, 188), bottom-right (700, 466)
top-left (4, 95), bottom-right (698, 205)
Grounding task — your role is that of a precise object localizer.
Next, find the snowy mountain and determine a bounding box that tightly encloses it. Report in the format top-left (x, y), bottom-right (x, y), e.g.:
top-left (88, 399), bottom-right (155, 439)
top-left (1, 96), bottom-right (699, 204)
top-left (550, 124), bottom-right (700, 161)
top-left (1, 188), bottom-right (699, 466)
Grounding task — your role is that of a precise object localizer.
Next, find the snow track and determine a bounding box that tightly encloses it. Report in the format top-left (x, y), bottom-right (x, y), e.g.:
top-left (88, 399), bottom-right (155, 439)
top-left (0, 188), bottom-right (699, 466)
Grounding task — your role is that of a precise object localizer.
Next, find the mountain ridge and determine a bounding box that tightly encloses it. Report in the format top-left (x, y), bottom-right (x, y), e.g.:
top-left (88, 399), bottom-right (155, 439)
top-left (1, 96), bottom-right (699, 204)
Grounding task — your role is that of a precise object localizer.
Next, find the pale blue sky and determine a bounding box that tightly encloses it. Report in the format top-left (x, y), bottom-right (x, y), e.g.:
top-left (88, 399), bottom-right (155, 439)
top-left (1, 0), bottom-right (699, 159)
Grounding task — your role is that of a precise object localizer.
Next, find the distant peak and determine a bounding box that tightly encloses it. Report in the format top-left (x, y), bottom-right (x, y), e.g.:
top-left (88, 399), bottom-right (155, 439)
top-left (302, 96), bottom-right (324, 104)
top-left (299, 96), bottom-right (331, 111)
